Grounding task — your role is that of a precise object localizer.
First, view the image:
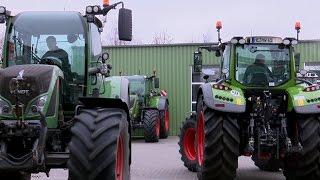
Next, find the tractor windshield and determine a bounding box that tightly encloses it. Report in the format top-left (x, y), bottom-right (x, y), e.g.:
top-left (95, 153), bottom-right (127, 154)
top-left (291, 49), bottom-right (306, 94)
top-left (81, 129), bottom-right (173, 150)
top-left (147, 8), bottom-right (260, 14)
top-left (129, 78), bottom-right (146, 95)
top-left (235, 44), bottom-right (290, 87)
top-left (6, 12), bottom-right (86, 82)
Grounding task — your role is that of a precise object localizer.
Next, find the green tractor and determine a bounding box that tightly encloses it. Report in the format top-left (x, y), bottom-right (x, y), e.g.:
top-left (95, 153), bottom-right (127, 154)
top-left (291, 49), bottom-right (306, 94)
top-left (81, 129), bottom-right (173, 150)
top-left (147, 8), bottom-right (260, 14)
top-left (182, 21), bottom-right (320, 180)
top-left (0, 1), bottom-right (132, 180)
top-left (125, 74), bottom-right (170, 142)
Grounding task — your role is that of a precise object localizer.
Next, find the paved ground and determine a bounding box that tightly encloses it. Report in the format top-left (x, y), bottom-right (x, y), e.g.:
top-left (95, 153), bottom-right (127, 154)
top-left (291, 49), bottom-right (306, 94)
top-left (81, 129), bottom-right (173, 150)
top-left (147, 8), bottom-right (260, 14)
top-left (31, 136), bottom-right (285, 180)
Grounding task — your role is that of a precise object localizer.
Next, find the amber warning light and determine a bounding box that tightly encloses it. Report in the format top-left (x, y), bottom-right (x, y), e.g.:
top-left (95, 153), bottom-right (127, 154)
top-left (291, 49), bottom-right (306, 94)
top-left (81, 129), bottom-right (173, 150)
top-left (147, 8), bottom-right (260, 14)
top-left (295, 21), bottom-right (301, 30)
top-left (216, 21), bottom-right (222, 30)
top-left (103, 0), bottom-right (110, 7)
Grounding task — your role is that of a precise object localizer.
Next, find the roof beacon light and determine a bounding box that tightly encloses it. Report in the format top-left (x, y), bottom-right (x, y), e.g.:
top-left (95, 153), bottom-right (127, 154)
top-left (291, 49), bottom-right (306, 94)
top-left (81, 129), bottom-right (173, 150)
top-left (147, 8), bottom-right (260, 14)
top-left (216, 21), bottom-right (222, 30)
top-left (295, 21), bottom-right (301, 31)
top-left (103, 0), bottom-right (110, 7)
top-left (295, 21), bottom-right (301, 41)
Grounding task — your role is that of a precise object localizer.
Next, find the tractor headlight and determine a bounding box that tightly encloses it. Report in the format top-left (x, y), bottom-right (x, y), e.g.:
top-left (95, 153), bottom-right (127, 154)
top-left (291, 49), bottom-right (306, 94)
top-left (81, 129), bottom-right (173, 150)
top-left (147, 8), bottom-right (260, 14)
top-left (283, 39), bottom-right (291, 45)
top-left (230, 38), bottom-right (238, 44)
top-left (0, 97), bottom-right (11, 115)
top-left (28, 95), bottom-right (48, 115)
top-left (0, 6), bottom-right (6, 14)
top-left (86, 6), bottom-right (93, 14)
top-left (238, 39), bottom-right (246, 44)
top-left (291, 39), bottom-right (298, 45)
top-left (93, 5), bottom-right (100, 13)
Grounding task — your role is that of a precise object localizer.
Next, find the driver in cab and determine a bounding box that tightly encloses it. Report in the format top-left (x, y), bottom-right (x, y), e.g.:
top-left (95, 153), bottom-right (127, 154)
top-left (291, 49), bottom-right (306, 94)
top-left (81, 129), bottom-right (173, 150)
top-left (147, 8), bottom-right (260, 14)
top-left (243, 53), bottom-right (273, 85)
top-left (42, 36), bottom-right (72, 81)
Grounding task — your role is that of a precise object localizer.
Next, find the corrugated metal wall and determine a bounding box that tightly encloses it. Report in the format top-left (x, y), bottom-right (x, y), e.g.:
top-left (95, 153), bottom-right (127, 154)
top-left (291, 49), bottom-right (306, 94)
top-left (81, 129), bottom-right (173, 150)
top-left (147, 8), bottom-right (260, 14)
top-left (104, 41), bottom-right (320, 136)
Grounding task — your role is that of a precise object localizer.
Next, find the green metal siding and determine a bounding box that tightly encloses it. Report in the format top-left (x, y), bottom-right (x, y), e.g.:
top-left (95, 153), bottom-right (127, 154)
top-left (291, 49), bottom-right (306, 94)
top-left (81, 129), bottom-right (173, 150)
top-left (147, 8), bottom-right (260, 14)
top-left (104, 41), bottom-right (320, 136)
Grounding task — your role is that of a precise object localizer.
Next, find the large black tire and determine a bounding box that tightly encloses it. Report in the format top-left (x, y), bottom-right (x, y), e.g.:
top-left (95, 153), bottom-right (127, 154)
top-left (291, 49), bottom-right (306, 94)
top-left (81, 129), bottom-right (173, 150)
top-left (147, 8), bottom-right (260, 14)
top-left (283, 115), bottom-right (320, 180)
top-left (0, 172), bottom-right (31, 180)
top-left (160, 102), bottom-right (170, 139)
top-left (143, 110), bottom-right (160, 142)
top-left (196, 95), bottom-right (239, 180)
top-left (178, 114), bottom-right (197, 172)
top-left (68, 108), bottom-right (130, 180)
top-left (251, 154), bottom-right (281, 172)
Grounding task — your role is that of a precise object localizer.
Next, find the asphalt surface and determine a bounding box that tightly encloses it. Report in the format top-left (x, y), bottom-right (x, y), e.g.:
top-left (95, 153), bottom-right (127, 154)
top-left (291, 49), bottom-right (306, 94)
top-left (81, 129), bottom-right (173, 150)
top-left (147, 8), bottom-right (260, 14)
top-left (31, 136), bottom-right (285, 180)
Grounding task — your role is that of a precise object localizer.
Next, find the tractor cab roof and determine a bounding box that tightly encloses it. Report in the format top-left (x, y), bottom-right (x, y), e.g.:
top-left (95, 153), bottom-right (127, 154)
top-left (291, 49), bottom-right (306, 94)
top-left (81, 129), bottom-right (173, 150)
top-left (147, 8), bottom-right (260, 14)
top-left (124, 75), bottom-right (147, 82)
top-left (12, 11), bottom-right (85, 35)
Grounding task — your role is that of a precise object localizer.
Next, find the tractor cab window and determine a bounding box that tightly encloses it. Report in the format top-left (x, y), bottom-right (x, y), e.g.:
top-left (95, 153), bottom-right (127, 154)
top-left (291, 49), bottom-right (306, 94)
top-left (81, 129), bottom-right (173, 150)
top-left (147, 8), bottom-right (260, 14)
top-left (6, 12), bottom-right (86, 109)
top-left (129, 78), bottom-right (146, 96)
top-left (222, 45), bottom-right (231, 78)
top-left (235, 44), bottom-right (290, 87)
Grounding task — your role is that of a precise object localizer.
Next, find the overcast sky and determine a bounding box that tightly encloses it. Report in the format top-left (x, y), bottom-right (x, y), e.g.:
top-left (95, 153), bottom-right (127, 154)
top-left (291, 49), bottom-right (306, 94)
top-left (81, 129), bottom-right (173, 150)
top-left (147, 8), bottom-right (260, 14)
top-left (1, 0), bottom-right (320, 44)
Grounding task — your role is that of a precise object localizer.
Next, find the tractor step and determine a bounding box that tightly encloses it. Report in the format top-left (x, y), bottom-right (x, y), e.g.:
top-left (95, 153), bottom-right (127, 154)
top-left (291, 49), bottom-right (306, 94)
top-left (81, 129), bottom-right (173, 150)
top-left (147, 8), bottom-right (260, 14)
top-left (45, 152), bottom-right (69, 168)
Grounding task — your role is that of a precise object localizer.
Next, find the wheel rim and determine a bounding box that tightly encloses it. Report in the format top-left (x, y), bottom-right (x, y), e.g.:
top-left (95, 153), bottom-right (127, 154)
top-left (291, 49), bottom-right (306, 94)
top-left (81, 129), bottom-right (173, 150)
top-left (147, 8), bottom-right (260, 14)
top-left (196, 112), bottom-right (205, 166)
top-left (156, 118), bottom-right (160, 137)
top-left (183, 128), bottom-right (196, 161)
top-left (164, 110), bottom-right (170, 131)
top-left (115, 135), bottom-right (124, 180)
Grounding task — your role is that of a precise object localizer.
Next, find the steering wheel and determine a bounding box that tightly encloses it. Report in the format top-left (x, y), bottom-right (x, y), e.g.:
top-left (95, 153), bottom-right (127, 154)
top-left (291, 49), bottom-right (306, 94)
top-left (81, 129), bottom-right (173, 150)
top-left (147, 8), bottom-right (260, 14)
top-left (40, 56), bottom-right (62, 69)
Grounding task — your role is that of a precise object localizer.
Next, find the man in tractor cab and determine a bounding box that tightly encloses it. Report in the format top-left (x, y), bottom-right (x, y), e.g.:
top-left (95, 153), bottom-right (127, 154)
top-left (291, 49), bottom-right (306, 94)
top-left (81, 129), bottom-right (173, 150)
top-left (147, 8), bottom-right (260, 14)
top-left (243, 53), bottom-right (273, 85)
top-left (42, 36), bottom-right (72, 81)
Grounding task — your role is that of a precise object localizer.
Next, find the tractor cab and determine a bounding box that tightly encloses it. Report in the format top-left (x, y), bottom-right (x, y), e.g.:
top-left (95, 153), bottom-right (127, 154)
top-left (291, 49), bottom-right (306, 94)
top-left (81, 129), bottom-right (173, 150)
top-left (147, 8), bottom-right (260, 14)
top-left (226, 36), bottom-right (297, 89)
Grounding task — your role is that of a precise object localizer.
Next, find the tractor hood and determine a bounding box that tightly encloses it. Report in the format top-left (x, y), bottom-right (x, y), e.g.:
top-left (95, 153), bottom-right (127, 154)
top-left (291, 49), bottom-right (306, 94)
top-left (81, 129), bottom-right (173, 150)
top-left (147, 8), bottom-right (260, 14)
top-left (0, 65), bottom-right (56, 107)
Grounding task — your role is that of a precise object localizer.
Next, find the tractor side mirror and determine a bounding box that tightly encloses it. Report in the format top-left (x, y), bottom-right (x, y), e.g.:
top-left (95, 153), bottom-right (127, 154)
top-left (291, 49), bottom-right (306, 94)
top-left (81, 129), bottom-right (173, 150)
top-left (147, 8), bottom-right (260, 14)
top-left (295, 53), bottom-right (301, 71)
top-left (154, 78), bottom-right (160, 88)
top-left (193, 51), bottom-right (202, 73)
top-left (118, 8), bottom-right (132, 41)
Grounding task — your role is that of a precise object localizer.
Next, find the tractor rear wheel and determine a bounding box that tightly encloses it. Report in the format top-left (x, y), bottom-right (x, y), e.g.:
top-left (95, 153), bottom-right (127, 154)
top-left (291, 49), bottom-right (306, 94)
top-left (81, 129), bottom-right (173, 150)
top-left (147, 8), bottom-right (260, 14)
top-left (252, 154), bottom-right (281, 172)
top-left (196, 95), bottom-right (239, 180)
top-left (160, 102), bottom-right (170, 139)
top-left (178, 114), bottom-right (197, 172)
top-left (283, 115), bottom-right (320, 180)
top-left (143, 110), bottom-right (160, 142)
top-left (0, 172), bottom-right (31, 180)
top-left (68, 108), bottom-right (130, 180)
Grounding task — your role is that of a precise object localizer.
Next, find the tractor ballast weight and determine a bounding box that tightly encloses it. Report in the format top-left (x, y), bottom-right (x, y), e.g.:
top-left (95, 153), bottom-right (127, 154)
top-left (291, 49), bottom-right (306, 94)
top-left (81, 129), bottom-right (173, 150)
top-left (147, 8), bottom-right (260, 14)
top-left (125, 74), bottom-right (170, 142)
top-left (0, 1), bottom-right (133, 180)
top-left (186, 21), bottom-right (320, 180)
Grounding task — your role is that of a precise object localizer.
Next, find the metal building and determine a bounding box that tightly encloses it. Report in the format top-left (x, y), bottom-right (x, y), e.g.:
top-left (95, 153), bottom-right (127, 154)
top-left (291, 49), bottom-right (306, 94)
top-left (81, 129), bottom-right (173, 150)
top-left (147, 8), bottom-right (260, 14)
top-left (105, 40), bottom-right (320, 135)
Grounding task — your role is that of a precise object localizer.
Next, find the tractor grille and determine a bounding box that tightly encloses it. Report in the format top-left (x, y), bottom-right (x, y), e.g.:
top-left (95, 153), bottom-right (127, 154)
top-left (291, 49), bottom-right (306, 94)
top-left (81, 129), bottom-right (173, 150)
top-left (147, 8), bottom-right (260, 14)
top-left (0, 65), bottom-right (53, 109)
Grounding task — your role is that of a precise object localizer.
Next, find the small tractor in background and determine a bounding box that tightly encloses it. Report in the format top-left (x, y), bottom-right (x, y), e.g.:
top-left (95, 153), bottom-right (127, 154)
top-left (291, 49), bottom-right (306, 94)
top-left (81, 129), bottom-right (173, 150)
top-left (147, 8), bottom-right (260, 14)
top-left (125, 73), bottom-right (169, 142)
top-left (179, 21), bottom-right (320, 180)
top-left (0, 1), bottom-right (132, 179)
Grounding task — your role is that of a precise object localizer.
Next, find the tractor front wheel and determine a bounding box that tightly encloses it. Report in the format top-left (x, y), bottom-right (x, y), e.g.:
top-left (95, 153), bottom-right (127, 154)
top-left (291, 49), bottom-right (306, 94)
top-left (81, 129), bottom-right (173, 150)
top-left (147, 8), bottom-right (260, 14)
top-left (143, 110), bottom-right (160, 142)
top-left (283, 115), bottom-right (320, 180)
top-left (68, 108), bottom-right (130, 180)
top-left (178, 114), bottom-right (197, 172)
top-left (196, 95), bottom-right (239, 180)
top-left (160, 102), bottom-right (170, 139)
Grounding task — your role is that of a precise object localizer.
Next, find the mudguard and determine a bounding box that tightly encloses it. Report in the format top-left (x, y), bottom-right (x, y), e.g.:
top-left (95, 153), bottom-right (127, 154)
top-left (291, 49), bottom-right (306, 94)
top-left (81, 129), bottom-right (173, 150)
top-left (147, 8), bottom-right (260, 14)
top-left (198, 82), bottom-right (246, 113)
top-left (287, 86), bottom-right (320, 114)
top-left (147, 96), bottom-right (168, 110)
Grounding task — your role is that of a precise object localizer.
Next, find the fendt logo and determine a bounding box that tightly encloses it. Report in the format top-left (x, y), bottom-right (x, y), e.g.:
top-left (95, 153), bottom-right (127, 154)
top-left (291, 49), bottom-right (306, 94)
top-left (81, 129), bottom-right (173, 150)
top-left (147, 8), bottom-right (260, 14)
top-left (9, 69), bottom-right (30, 95)
top-left (17, 70), bottom-right (24, 79)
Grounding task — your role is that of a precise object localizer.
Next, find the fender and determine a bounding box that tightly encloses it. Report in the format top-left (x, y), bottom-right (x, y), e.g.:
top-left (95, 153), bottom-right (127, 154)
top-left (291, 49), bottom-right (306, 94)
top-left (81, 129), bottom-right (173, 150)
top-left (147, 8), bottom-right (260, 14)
top-left (287, 86), bottom-right (320, 114)
top-left (198, 82), bottom-right (246, 113)
top-left (157, 96), bottom-right (168, 111)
